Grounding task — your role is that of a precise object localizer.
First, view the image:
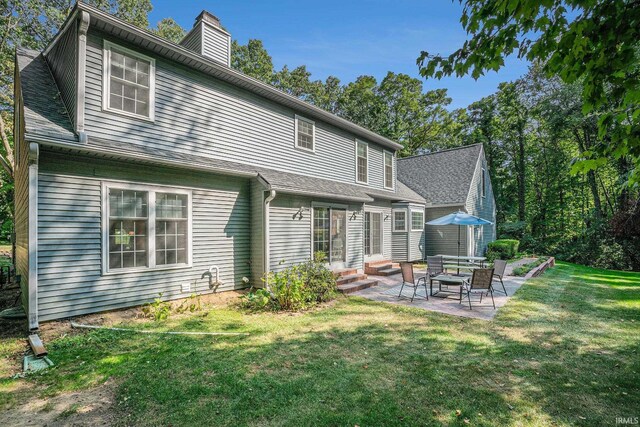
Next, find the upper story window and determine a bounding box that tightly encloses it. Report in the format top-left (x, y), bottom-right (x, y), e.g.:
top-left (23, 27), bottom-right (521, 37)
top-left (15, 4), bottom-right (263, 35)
top-left (481, 168), bottom-right (486, 198)
top-left (103, 41), bottom-right (155, 121)
top-left (356, 140), bottom-right (368, 184)
top-left (384, 151), bottom-right (394, 189)
top-left (393, 210), bottom-right (407, 232)
top-left (104, 183), bottom-right (191, 273)
top-left (411, 210), bottom-right (424, 231)
top-left (295, 116), bottom-right (315, 152)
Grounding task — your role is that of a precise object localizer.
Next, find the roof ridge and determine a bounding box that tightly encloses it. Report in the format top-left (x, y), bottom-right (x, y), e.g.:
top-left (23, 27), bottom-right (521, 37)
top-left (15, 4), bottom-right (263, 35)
top-left (398, 143), bottom-right (482, 161)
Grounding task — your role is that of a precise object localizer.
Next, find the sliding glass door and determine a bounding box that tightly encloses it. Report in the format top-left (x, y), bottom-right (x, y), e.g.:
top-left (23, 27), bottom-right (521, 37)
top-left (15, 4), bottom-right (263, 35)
top-left (313, 207), bottom-right (346, 264)
top-left (364, 212), bottom-right (382, 256)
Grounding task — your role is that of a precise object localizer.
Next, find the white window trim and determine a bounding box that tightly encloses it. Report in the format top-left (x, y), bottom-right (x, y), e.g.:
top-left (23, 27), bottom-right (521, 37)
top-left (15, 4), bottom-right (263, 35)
top-left (481, 168), bottom-right (487, 198)
top-left (392, 209), bottom-right (407, 232)
top-left (355, 139), bottom-right (369, 185)
top-left (101, 181), bottom-right (192, 275)
top-left (294, 115), bottom-right (316, 153)
top-left (102, 40), bottom-right (156, 122)
top-left (383, 150), bottom-right (395, 190)
top-left (411, 209), bottom-right (424, 231)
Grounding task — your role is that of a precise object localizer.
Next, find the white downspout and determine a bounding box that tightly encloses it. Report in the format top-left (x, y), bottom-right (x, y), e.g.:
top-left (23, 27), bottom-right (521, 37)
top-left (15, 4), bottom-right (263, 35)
top-left (263, 190), bottom-right (276, 289)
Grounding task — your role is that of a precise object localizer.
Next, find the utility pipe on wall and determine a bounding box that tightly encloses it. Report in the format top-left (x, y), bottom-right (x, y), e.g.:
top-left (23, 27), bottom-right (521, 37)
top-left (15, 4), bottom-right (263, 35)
top-left (263, 190), bottom-right (276, 289)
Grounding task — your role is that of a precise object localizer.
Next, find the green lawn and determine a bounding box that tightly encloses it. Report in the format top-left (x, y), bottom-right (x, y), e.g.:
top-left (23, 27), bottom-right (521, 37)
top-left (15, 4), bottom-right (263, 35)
top-left (1, 262), bottom-right (639, 426)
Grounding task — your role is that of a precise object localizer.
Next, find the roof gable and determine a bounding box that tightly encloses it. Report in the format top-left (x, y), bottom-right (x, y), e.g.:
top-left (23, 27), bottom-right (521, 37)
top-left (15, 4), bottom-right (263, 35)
top-left (397, 144), bottom-right (484, 206)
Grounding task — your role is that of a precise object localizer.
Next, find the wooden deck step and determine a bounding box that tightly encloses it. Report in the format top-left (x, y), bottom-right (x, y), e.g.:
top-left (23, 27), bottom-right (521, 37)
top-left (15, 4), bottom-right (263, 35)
top-left (338, 278), bottom-right (378, 294)
top-left (336, 273), bottom-right (368, 286)
top-left (376, 267), bottom-right (401, 276)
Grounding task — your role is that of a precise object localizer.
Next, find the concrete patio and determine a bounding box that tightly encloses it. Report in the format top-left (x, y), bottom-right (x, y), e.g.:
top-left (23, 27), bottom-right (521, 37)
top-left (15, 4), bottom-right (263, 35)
top-left (351, 260), bottom-right (532, 320)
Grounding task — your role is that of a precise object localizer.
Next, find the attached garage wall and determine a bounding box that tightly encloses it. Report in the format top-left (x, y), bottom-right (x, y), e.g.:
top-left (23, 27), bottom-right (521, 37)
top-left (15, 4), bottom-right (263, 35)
top-left (37, 152), bottom-right (252, 321)
top-left (424, 206), bottom-right (468, 257)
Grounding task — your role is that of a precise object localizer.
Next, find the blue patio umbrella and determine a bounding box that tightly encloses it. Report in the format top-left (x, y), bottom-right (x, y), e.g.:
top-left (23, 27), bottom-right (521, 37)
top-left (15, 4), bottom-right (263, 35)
top-left (426, 211), bottom-right (493, 262)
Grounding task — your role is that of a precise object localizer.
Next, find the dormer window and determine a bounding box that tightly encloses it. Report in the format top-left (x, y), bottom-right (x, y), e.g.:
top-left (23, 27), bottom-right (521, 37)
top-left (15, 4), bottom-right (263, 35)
top-left (103, 41), bottom-right (155, 120)
top-left (295, 115), bottom-right (315, 152)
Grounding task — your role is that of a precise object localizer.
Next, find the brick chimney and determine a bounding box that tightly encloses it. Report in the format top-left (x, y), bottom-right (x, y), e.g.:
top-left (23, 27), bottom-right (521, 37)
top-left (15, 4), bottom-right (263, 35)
top-left (180, 10), bottom-right (231, 66)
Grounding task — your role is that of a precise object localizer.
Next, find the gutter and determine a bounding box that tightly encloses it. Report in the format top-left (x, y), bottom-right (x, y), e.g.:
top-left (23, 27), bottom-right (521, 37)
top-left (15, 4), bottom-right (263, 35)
top-left (27, 135), bottom-right (258, 179)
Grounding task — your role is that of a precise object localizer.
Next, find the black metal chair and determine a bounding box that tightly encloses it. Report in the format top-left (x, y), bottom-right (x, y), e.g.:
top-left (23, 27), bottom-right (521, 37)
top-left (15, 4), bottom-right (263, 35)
top-left (398, 262), bottom-right (428, 302)
top-left (426, 255), bottom-right (444, 278)
top-left (492, 259), bottom-right (508, 295)
top-left (460, 268), bottom-right (495, 310)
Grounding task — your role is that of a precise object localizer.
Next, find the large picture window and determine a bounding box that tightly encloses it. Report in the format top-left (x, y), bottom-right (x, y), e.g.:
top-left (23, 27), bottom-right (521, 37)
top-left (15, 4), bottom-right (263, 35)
top-left (104, 184), bottom-right (191, 273)
top-left (103, 41), bottom-right (155, 120)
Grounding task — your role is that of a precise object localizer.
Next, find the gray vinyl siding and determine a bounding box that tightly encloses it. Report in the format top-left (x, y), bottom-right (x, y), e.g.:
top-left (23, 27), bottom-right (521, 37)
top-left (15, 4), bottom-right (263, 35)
top-left (392, 232), bottom-right (408, 262)
top-left (363, 200), bottom-right (392, 260)
top-left (268, 194), bottom-right (364, 272)
top-left (409, 230), bottom-right (425, 261)
top-left (424, 206), bottom-right (468, 257)
top-left (250, 180), bottom-right (265, 286)
top-left (202, 23), bottom-right (230, 65)
top-left (465, 155), bottom-right (496, 256)
top-left (13, 73), bottom-right (30, 313)
top-left (179, 25), bottom-right (202, 54)
top-left (36, 152), bottom-right (251, 321)
top-left (44, 24), bottom-right (77, 130)
top-left (82, 30), bottom-right (392, 192)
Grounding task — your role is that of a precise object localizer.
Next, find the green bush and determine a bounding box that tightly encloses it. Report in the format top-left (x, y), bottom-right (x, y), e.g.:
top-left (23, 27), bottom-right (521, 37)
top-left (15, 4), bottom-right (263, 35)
top-left (512, 257), bottom-right (549, 277)
top-left (486, 239), bottom-right (520, 261)
top-left (241, 253), bottom-right (338, 312)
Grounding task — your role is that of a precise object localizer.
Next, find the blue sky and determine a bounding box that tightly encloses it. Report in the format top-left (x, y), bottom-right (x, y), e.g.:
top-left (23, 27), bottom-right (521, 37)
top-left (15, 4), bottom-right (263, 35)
top-left (149, 0), bottom-right (530, 109)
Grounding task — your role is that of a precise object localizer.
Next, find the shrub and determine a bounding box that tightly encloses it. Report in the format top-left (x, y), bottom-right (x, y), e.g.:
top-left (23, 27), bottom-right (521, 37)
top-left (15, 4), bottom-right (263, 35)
top-left (241, 254), bottom-right (338, 312)
top-left (498, 221), bottom-right (526, 239)
top-left (486, 239), bottom-right (520, 261)
top-left (141, 293), bottom-right (172, 321)
top-left (512, 257), bottom-right (549, 277)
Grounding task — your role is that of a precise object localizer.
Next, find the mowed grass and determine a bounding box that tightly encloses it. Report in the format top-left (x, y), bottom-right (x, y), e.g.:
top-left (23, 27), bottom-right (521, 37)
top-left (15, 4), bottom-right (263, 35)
top-left (1, 262), bottom-right (639, 426)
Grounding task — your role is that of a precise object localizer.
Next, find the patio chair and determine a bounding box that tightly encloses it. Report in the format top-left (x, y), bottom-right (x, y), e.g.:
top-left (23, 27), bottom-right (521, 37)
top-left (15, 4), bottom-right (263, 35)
top-left (398, 262), bottom-right (428, 302)
top-left (426, 256), bottom-right (444, 278)
top-left (460, 268), bottom-right (495, 310)
top-left (492, 259), bottom-right (508, 296)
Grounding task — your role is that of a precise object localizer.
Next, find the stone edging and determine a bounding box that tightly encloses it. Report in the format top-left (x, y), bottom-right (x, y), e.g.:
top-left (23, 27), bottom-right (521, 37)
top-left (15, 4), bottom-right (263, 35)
top-left (524, 257), bottom-right (556, 279)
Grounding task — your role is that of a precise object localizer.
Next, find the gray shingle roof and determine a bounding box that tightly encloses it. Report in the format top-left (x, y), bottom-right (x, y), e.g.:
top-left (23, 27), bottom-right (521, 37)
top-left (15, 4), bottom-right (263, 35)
top-left (39, 137), bottom-right (425, 204)
top-left (397, 144), bottom-right (483, 205)
top-left (16, 48), bottom-right (76, 142)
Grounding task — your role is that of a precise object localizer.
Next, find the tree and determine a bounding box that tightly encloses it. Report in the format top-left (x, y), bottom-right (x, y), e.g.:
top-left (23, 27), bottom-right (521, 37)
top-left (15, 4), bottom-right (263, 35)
top-left (153, 17), bottom-right (185, 44)
top-left (307, 76), bottom-right (342, 114)
top-left (231, 39), bottom-right (274, 83)
top-left (418, 0), bottom-right (640, 186)
top-left (271, 65), bottom-right (313, 99)
top-left (85, 0), bottom-right (152, 28)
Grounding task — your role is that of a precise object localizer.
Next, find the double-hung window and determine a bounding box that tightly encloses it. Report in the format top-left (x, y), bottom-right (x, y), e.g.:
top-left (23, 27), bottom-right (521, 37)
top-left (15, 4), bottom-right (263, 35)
top-left (411, 210), bottom-right (424, 231)
top-left (295, 116), bottom-right (315, 151)
top-left (481, 168), bottom-right (487, 198)
top-left (356, 140), bottom-right (368, 184)
top-left (103, 41), bottom-right (155, 120)
top-left (393, 210), bottom-right (407, 232)
top-left (384, 151), bottom-right (394, 189)
top-left (105, 184), bottom-right (191, 273)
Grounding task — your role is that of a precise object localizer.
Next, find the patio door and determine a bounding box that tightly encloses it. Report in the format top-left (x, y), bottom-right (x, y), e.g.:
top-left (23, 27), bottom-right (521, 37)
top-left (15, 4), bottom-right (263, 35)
top-left (364, 212), bottom-right (382, 257)
top-left (313, 207), bottom-right (347, 266)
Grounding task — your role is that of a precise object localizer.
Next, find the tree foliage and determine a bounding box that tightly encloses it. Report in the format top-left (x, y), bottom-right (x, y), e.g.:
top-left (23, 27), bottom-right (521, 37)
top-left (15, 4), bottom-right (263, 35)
top-left (418, 0), bottom-right (640, 186)
top-left (153, 17), bottom-right (185, 44)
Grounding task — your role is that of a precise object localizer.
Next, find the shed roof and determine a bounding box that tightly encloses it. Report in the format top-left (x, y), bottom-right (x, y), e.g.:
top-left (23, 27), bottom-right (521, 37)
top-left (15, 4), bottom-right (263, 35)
top-left (16, 48), bottom-right (76, 142)
top-left (397, 144), bottom-right (483, 206)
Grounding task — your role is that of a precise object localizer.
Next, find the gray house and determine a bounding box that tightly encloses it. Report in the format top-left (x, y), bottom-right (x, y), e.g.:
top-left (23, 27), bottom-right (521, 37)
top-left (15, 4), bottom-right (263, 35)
top-left (397, 144), bottom-right (496, 257)
top-left (14, 3), bottom-right (429, 329)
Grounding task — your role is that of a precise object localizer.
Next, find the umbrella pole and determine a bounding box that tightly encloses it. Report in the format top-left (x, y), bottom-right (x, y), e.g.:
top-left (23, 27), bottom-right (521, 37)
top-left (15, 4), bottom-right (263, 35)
top-left (457, 225), bottom-right (461, 275)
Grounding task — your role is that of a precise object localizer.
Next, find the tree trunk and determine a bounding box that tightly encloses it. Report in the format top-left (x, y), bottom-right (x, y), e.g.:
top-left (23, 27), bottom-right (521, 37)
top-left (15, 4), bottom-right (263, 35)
top-left (573, 128), bottom-right (602, 219)
top-left (516, 126), bottom-right (526, 222)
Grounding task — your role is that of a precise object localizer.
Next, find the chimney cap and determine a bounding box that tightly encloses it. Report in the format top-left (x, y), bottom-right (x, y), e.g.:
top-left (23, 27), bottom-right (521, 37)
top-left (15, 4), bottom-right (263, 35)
top-left (195, 10), bottom-right (221, 28)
